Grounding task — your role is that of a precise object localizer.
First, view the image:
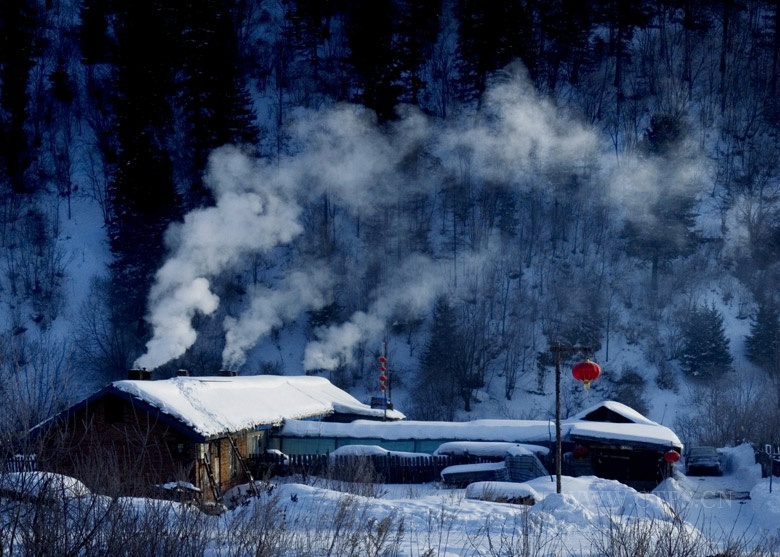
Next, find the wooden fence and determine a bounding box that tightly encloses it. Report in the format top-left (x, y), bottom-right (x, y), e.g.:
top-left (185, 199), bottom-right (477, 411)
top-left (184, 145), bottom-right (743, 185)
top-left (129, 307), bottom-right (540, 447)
top-left (247, 452), bottom-right (504, 484)
top-left (3, 455), bottom-right (36, 473)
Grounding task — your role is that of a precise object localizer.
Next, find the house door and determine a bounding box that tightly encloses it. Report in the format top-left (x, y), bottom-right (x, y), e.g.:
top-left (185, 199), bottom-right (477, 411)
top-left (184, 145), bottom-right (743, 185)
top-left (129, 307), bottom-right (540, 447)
top-left (199, 443), bottom-right (222, 500)
top-left (209, 442), bottom-right (220, 487)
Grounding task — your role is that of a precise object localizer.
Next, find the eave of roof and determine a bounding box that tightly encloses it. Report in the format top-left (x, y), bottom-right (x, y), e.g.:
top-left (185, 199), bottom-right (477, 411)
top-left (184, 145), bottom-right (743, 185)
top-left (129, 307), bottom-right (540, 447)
top-left (29, 386), bottom-right (208, 442)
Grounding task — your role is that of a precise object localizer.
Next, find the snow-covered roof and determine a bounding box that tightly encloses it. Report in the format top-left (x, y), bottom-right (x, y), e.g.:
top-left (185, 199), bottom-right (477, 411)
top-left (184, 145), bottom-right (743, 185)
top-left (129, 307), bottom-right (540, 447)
top-left (32, 375), bottom-right (403, 441)
top-left (0, 472), bottom-right (91, 499)
top-left (566, 400), bottom-right (658, 425)
top-left (565, 400), bottom-right (682, 449)
top-left (280, 418), bottom-right (555, 443)
top-left (328, 445), bottom-right (430, 459)
top-left (433, 441), bottom-right (550, 457)
top-left (109, 375), bottom-right (405, 438)
top-left (568, 422), bottom-right (681, 449)
top-left (280, 400), bottom-right (682, 451)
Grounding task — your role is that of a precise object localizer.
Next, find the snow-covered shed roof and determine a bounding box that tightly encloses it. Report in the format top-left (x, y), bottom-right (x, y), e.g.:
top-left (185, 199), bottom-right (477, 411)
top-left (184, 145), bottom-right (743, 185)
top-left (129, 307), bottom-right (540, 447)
top-left (279, 400), bottom-right (682, 451)
top-left (564, 401), bottom-right (682, 450)
top-left (40, 375), bottom-right (405, 441)
top-left (281, 418), bottom-right (555, 443)
top-left (567, 421), bottom-right (681, 450)
top-left (567, 400), bottom-right (658, 425)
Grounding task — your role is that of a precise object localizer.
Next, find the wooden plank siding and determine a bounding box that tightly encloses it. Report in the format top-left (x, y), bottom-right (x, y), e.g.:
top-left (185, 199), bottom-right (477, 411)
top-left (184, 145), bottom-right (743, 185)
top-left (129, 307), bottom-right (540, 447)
top-left (36, 394), bottom-right (196, 498)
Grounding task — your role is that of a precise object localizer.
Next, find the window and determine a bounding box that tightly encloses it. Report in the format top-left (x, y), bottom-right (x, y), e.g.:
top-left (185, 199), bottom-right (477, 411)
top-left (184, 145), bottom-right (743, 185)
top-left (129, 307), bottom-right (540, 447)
top-left (104, 398), bottom-right (123, 423)
top-left (247, 431), bottom-right (266, 456)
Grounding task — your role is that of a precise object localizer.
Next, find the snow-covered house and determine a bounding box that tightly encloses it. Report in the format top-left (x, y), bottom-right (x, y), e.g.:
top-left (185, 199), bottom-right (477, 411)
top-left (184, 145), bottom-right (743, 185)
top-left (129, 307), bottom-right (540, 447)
top-left (563, 401), bottom-right (683, 490)
top-left (32, 373), bottom-right (404, 503)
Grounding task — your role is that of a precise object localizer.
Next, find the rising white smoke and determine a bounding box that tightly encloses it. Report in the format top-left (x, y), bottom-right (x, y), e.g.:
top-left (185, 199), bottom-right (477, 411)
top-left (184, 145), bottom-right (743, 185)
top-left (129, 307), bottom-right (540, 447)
top-left (134, 147), bottom-right (304, 370)
top-left (437, 64), bottom-right (598, 180)
top-left (303, 254), bottom-right (450, 371)
top-left (222, 266), bottom-right (334, 370)
top-left (134, 104), bottom-right (435, 371)
top-left (135, 63), bottom-right (702, 373)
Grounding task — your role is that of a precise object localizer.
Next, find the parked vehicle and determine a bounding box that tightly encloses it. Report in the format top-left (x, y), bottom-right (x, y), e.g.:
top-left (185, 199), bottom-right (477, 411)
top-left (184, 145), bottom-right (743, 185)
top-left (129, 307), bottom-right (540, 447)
top-left (685, 446), bottom-right (722, 476)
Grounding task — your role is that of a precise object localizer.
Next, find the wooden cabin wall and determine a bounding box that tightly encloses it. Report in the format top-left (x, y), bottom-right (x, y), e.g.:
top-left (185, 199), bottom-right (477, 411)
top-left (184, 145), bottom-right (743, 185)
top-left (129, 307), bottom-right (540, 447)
top-left (37, 395), bottom-right (195, 497)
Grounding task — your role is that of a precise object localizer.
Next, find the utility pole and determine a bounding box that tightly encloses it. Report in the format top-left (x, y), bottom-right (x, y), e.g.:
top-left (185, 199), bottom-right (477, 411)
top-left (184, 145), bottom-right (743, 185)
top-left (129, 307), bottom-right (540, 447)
top-left (550, 343), bottom-right (592, 494)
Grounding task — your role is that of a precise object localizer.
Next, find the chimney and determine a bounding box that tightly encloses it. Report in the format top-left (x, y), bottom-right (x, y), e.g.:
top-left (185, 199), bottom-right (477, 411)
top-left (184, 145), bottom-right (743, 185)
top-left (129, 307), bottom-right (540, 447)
top-left (128, 368), bottom-right (152, 380)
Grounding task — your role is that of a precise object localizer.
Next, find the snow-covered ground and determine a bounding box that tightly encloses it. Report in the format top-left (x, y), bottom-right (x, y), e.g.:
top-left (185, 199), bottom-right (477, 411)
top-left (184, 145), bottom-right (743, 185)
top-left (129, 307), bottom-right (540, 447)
top-left (2, 445), bottom-right (777, 555)
top-left (215, 442), bottom-right (778, 556)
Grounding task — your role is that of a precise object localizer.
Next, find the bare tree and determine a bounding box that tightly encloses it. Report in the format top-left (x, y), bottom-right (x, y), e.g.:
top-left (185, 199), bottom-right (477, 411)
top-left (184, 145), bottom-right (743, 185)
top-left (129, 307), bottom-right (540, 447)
top-left (72, 276), bottom-right (134, 382)
top-left (0, 332), bottom-right (75, 449)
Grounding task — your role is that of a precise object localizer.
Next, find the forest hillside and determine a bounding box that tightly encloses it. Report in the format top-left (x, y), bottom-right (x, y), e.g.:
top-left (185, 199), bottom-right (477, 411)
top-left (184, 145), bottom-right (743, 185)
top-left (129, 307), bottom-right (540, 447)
top-left (2, 0), bottom-right (780, 448)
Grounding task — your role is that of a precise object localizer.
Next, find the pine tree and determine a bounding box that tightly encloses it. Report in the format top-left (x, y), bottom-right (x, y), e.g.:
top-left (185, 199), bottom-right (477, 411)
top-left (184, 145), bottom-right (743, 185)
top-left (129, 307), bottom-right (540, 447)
top-left (108, 0), bottom-right (182, 343)
top-left (395, 0), bottom-right (441, 106)
top-left (622, 113), bottom-right (700, 294)
top-left (344, 0), bottom-right (402, 122)
top-left (177, 0), bottom-right (260, 208)
top-left (414, 296), bottom-right (471, 419)
top-left (537, 0), bottom-right (593, 90)
top-left (456, 0), bottom-right (537, 103)
top-left (591, 0), bottom-right (654, 91)
top-left (679, 304), bottom-right (733, 379)
top-left (745, 303), bottom-right (780, 373)
top-left (0, 0), bottom-right (39, 194)
top-left (79, 0), bottom-right (112, 65)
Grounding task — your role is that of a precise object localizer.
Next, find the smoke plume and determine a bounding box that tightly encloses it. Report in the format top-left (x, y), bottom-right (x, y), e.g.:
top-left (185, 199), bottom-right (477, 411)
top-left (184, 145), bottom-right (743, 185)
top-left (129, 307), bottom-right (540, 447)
top-left (134, 147), bottom-right (304, 369)
top-left (134, 63), bottom-right (704, 373)
top-left (303, 254), bottom-right (449, 371)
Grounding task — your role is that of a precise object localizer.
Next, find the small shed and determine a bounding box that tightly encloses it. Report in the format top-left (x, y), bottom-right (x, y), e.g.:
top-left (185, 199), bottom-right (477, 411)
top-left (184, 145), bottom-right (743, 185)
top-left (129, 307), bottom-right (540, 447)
top-left (563, 402), bottom-right (684, 490)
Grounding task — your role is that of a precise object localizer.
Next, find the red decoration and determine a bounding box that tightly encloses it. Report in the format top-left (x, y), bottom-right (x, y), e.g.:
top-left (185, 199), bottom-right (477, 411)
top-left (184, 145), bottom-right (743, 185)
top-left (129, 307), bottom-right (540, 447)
top-left (663, 449), bottom-right (681, 463)
top-left (573, 445), bottom-right (589, 458)
top-left (379, 356), bottom-right (388, 393)
top-left (571, 358), bottom-right (601, 390)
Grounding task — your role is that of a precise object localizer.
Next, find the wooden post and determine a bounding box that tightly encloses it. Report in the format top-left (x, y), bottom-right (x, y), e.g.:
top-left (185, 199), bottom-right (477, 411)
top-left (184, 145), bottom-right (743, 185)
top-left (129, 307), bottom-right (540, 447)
top-left (550, 343), bottom-right (592, 494)
top-left (555, 346), bottom-right (562, 494)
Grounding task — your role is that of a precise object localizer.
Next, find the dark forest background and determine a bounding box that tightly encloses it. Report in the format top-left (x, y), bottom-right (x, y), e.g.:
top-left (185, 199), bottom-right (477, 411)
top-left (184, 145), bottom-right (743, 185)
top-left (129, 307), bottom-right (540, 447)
top-left (3, 0), bottom-right (780, 446)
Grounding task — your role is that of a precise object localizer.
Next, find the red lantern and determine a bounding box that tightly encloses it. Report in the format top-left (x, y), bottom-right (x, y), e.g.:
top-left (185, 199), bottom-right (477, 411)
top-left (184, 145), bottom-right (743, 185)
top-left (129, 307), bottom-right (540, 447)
top-left (573, 445), bottom-right (589, 459)
top-left (571, 358), bottom-right (601, 390)
top-left (663, 449), bottom-right (681, 463)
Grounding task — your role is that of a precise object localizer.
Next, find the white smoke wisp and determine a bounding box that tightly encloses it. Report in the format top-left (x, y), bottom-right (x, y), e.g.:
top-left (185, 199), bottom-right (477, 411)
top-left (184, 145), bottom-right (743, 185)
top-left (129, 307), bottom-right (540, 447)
top-left (603, 138), bottom-right (708, 237)
top-left (434, 64), bottom-right (600, 185)
top-left (284, 104), bottom-right (432, 213)
top-left (303, 255), bottom-right (450, 371)
top-left (303, 312), bottom-right (384, 371)
top-left (134, 146), bottom-right (304, 370)
top-left (222, 266), bottom-right (334, 370)
top-left (134, 277), bottom-right (220, 370)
